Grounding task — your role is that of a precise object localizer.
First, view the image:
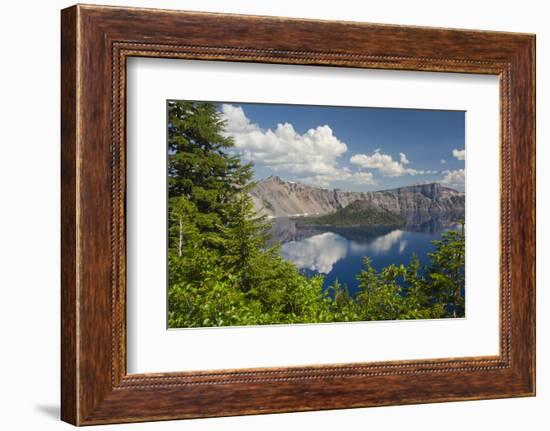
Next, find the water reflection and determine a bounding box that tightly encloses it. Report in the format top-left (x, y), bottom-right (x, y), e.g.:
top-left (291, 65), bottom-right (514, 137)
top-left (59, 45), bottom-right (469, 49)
top-left (271, 217), bottom-right (457, 292)
top-left (360, 230), bottom-right (406, 254)
top-left (281, 232), bottom-right (347, 274)
top-left (281, 228), bottom-right (409, 274)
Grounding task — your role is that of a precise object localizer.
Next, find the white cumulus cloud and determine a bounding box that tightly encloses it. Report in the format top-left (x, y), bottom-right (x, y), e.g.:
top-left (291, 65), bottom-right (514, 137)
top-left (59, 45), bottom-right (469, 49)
top-left (350, 150), bottom-right (430, 177)
top-left (220, 104), bottom-right (348, 179)
top-left (452, 149), bottom-right (466, 161)
top-left (302, 170), bottom-right (376, 188)
top-left (441, 169), bottom-right (465, 188)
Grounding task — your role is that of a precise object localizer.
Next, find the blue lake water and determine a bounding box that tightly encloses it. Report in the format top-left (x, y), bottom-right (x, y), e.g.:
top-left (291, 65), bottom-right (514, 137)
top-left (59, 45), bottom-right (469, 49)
top-left (274, 221), bottom-right (456, 295)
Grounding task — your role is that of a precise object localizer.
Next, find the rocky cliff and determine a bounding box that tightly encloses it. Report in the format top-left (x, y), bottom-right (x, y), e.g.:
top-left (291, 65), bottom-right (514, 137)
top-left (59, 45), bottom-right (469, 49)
top-left (250, 176), bottom-right (465, 224)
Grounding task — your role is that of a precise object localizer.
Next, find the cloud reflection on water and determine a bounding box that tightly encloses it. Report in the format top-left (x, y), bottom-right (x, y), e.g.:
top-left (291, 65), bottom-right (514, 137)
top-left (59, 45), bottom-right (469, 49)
top-left (280, 232), bottom-right (347, 274)
top-left (281, 229), bottom-right (408, 274)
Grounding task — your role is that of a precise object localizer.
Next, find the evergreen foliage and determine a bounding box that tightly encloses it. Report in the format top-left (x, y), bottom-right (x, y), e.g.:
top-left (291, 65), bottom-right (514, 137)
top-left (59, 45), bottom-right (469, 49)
top-left (167, 100), bottom-right (465, 328)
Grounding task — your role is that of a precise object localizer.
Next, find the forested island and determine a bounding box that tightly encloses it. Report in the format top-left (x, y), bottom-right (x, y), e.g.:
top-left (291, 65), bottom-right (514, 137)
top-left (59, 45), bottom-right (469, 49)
top-left (167, 100), bottom-right (465, 328)
top-left (297, 199), bottom-right (405, 227)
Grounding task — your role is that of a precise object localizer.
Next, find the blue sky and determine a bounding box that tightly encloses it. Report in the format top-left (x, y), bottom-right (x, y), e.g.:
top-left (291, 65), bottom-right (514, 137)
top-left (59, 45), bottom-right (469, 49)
top-left (216, 102), bottom-right (465, 192)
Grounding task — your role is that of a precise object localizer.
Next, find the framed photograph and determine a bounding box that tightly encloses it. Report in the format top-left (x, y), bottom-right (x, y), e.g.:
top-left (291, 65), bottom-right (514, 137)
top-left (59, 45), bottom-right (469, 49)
top-left (61, 4), bottom-right (535, 425)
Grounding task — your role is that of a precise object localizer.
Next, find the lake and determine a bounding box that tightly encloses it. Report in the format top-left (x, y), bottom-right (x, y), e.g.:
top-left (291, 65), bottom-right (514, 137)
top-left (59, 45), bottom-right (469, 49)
top-left (269, 218), bottom-right (457, 295)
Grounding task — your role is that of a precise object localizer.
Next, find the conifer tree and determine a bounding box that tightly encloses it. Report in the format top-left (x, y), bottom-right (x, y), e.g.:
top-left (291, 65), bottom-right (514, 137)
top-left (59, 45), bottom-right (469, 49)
top-left (427, 222), bottom-right (465, 317)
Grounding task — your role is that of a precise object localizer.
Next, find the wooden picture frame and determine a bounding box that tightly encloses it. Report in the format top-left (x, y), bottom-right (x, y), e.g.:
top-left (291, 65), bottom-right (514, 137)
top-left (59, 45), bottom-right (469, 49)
top-left (61, 4), bottom-right (535, 425)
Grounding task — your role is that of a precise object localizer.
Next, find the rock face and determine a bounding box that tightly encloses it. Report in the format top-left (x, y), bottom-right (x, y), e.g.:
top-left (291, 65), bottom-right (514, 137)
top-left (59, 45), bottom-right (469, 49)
top-left (250, 176), bottom-right (465, 224)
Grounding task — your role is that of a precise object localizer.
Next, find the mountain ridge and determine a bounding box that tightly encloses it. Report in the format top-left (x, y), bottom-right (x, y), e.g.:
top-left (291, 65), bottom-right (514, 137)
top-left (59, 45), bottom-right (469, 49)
top-left (250, 176), bottom-right (465, 224)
